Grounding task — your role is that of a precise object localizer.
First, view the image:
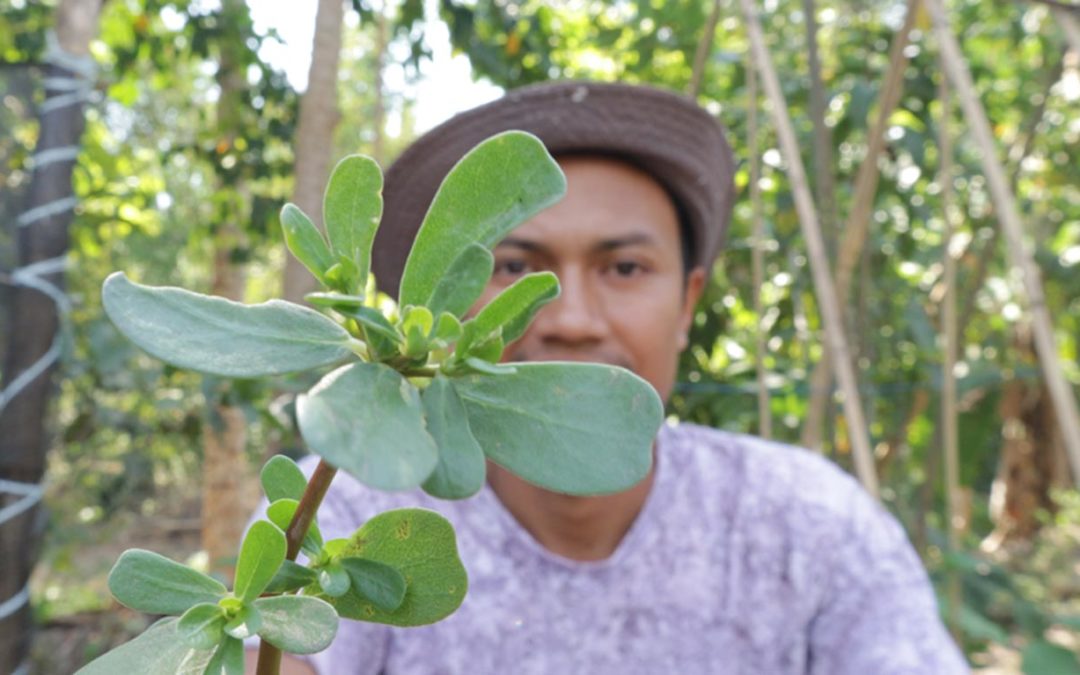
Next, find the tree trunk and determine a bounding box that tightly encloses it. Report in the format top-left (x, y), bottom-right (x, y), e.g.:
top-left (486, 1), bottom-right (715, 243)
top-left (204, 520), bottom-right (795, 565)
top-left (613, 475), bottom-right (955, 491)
top-left (201, 0), bottom-right (258, 578)
top-left (282, 0), bottom-right (345, 304)
top-left (985, 331), bottom-right (1072, 545)
top-left (0, 1), bottom-right (101, 671)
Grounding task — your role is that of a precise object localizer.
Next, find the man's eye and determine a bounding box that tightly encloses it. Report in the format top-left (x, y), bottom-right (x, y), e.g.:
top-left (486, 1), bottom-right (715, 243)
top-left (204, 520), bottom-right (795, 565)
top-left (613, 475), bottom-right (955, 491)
top-left (611, 261), bottom-right (643, 277)
top-left (495, 259), bottom-right (530, 276)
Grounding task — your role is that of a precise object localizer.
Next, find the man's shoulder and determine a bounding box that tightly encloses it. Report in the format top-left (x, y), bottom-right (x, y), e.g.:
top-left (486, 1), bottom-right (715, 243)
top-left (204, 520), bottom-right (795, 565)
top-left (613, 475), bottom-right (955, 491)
top-left (665, 422), bottom-right (867, 509)
top-left (661, 422), bottom-right (881, 549)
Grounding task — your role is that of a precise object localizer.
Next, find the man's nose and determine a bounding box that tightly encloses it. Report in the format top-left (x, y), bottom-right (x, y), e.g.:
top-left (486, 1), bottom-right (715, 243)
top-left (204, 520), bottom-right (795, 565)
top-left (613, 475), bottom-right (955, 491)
top-left (534, 266), bottom-right (607, 345)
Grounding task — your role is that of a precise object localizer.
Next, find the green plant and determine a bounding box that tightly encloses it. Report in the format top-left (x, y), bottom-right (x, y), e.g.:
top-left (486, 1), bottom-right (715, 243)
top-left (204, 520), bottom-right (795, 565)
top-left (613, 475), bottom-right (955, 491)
top-left (75, 130), bottom-right (664, 674)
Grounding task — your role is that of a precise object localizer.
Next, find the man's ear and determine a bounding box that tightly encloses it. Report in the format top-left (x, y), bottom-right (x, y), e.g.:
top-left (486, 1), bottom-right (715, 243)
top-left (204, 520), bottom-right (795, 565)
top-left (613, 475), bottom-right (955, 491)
top-left (677, 266), bottom-right (707, 351)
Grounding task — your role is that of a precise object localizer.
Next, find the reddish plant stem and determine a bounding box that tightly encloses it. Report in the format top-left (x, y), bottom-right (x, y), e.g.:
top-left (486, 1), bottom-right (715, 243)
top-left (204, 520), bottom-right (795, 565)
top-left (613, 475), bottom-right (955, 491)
top-left (255, 459), bottom-right (339, 675)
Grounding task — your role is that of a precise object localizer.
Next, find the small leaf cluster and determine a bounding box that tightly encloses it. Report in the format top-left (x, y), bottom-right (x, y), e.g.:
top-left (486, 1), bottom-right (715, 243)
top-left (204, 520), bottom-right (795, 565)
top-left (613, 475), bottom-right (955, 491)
top-left (102, 131), bottom-right (664, 500)
top-left (79, 523), bottom-right (336, 674)
top-left (78, 455), bottom-right (467, 674)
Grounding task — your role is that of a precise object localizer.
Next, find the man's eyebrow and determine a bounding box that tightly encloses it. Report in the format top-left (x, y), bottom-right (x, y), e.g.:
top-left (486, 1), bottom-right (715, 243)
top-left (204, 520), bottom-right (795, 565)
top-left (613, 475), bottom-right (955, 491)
top-left (593, 232), bottom-right (657, 252)
top-left (496, 232), bottom-right (659, 254)
top-left (496, 237), bottom-right (549, 254)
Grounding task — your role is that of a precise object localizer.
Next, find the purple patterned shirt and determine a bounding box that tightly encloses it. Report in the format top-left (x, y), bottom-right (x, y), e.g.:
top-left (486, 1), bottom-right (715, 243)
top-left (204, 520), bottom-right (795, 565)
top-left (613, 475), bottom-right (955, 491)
top-left (294, 421), bottom-right (966, 674)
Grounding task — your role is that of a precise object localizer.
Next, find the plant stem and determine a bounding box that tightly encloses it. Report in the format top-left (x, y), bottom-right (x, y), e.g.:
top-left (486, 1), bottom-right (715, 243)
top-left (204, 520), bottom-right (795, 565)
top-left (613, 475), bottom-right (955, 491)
top-left (255, 459), bottom-right (339, 675)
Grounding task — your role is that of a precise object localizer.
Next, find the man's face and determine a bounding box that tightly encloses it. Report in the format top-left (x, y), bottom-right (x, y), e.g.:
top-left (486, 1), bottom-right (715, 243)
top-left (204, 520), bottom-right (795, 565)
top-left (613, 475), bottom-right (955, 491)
top-left (473, 155), bottom-right (706, 403)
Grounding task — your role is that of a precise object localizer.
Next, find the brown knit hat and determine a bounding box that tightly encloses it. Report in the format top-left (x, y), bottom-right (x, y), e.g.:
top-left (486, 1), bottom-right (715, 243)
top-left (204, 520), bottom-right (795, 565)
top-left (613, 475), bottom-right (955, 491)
top-left (374, 80), bottom-right (736, 298)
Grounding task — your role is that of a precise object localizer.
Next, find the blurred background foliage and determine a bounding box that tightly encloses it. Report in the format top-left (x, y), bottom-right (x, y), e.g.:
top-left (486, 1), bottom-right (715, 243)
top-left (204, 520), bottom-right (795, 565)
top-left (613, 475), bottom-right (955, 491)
top-left (1, 0), bottom-right (1078, 671)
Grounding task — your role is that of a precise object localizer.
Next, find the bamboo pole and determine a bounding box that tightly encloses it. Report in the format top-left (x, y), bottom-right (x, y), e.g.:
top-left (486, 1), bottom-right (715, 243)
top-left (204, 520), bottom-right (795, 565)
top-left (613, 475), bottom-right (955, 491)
top-left (737, 0), bottom-right (879, 497)
top-left (926, 0), bottom-right (1080, 485)
top-left (937, 66), bottom-right (961, 637)
top-left (748, 44), bottom-right (773, 439)
top-left (689, 0), bottom-right (724, 98)
top-left (801, 0), bottom-right (922, 451)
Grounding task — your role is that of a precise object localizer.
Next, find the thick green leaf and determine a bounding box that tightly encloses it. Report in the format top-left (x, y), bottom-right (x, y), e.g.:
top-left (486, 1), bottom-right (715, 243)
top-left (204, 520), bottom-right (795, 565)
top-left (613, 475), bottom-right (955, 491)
top-left (265, 560), bottom-right (319, 594)
top-left (426, 243), bottom-right (494, 318)
top-left (323, 155), bottom-right (383, 290)
top-left (399, 131), bottom-right (566, 307)
top-left (1021, 640), bottom-right (1080, 675)
top-left (322, 508), bottom-right (467, 627)
top-left (469, 271), bottom-right (559, 345)
top-left (305, 292), bottom-right (366, 310)
top-left (74, 618), bottom-right (216, 675)
top-left (340, 557), bottom-right (407, 612)
top-left (297, 363), bottom-right (438, 491)
top-left (253, 595), bottom-right (338, 654)
top-left (281, 203), bottom-right (334, 284)
top-left (342, 305), bottom-right (402, 346)
top-left (453, 362), bottom-right (662, 495)
top-left (204, 636), bottom-right (244, 675)
top-left (223, 603), bottom-right (261, 640)
top-left (433, 312), bottom-right (463, 345)
top-left (177, 603), bottom-right (226, 650)
top-left (108, 549), bottom-right (226, 615)
top-left (461, 357), bottom-right (516, 376)
top-left (421, 376), bottom-right (486, 499)
top-left (102, 272), bottom-right (354, 377)
top-left (266, 498), bottom-right (323, 555)
top-left (260, 455), bottom-right (308, 502)
top-left (318, 561), bottom-right (351, 597)
top-left (234, 521), bottom-right (287, 603)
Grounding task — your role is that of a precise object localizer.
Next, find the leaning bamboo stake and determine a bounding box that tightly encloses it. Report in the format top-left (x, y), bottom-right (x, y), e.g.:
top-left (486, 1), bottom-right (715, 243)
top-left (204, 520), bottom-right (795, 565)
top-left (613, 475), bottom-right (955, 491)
top-left (801, 0), bottom-right (922, 451)
top-left (689, 0), bottom-right (724, 98)
top-left (737, 0), bottom-right (879, 497)
top-left (748, 45), bottom-right (773, 439)
top-left (926, 0), bottom-right (1080, 485)
top-left (937, 68), bottom-right (961, 637)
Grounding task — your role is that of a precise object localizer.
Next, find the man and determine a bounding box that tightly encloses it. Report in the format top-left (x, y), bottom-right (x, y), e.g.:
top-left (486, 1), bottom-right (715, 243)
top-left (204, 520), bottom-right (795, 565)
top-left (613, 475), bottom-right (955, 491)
top-left (255, 81), bottom-right (966, 674)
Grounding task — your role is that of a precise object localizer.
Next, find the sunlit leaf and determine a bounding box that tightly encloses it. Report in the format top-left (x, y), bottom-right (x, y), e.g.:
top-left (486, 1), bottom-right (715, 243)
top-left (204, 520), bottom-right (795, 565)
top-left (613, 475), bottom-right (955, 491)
top-left (323, 155), bottom-right (383, 291)
top-left (253, 595), bottom-right (338, 654)
top-left (467, 271), bottom-right (558, 345)
top-left (266, 498), bottom-right (323, 556)
top-left (323, 508), bottom-right (466, 627)
top-left (234, 520), bottom-right (287, 603)
top-left (399, 131), bottom-right (565, 308)
top-left (280, 203), bottom-right (334, 285)
top-left (260, 455), bottom-right (308, 502)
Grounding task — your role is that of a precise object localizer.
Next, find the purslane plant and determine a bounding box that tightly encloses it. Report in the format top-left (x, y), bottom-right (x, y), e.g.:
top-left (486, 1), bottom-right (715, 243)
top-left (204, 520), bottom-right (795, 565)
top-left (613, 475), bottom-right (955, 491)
top-left (77, 131), bottom-right (664, 674)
